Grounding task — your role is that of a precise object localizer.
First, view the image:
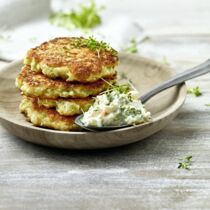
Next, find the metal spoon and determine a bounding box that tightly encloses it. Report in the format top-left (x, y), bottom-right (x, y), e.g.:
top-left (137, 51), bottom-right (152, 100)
top-left (75, 59), bottom-right (210, 131)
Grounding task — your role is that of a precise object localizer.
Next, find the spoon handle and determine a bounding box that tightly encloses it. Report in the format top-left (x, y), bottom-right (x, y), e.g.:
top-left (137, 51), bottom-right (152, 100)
top-left (140, 59), bottom-right (210, 103)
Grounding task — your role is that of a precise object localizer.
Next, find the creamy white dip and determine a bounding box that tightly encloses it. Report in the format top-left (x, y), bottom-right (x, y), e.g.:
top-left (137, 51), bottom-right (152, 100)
top-left (81, 84), bottom-right (151, 127)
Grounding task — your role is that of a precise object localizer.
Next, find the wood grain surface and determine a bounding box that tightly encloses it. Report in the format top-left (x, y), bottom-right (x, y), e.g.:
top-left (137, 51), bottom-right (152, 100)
top-left (1, 0), bottom-right (210, 209)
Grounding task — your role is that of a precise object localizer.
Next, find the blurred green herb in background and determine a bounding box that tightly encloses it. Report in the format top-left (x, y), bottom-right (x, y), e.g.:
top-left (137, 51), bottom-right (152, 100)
top-left (120, 72), bottom-right (128, 80)
top-left (178, 155), bottom-right (192, 170)
top-left (162, 56), bottom-right (170, 65)
top-left (125, 38), bottom-right (138, 54)
top-left (0, 34), bottom-right (11, 41)
top-left (187, 86), bottom-right (202, 97)
top-left (49, 0), bottom-right (104, 30)
top-left (29, 37), bottom-right (37, 44)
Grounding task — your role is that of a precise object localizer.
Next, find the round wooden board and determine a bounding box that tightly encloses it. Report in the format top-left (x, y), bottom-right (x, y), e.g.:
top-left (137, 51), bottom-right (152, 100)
top-left (0, 54), bottom-right (186, 149)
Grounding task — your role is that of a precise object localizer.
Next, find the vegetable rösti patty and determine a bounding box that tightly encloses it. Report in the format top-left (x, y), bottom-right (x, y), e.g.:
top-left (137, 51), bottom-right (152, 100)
top-left (20, 96), bottom-right (81, 131)
top-left (16, 65), bottom-right (116, 99)
top-left (24, 37), bottom-right (118, 82)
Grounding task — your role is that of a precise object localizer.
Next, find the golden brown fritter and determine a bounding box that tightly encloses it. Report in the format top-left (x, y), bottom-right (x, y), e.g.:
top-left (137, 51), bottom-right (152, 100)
top-left (19, 96), bottom-right (81, 131)
top-left (16, 65), bottom-right (116, 99)
top-left (24, 37), bottom-right (118, 82)
top-left (26, 96), bottom-right (94, 116)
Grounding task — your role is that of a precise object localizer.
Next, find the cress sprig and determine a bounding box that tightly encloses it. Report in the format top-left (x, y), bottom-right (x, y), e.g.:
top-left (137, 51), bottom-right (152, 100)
top-left (72, 37), bottom-right (118, 56)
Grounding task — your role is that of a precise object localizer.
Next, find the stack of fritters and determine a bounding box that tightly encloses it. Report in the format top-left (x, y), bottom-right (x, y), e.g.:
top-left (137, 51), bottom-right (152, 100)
top-left (15, 37), bottom-right (118, 131)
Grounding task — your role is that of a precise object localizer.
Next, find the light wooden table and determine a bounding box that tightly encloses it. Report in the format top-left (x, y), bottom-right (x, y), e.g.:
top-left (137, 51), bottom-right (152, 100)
top-left (1, 1), bottom-right (210, 209)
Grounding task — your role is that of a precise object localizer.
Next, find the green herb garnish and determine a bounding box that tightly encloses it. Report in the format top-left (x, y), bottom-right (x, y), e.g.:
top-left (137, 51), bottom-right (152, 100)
top-left (107, 84), bottom-right (131, 94)
top-left (99, 82), bottom-right (131, 97)
top-left (125, 38), bottom-right (138, 54)
top-left (178, 155), bottom-right (192, 170)
top-left (111, 84), bottom-right (131, 94)
top-left (49, 0), bottom-right (104, 30)
top-left (187, 86), bottom-right (202, 97)
top-left (205, 104), bottom-right (210, 106)
top-left (124, 107), bottom-right (142, 116)
top-left (101, 83), bottom-right (133, 105)
top-left (72, 36), bottom-right (118, 56)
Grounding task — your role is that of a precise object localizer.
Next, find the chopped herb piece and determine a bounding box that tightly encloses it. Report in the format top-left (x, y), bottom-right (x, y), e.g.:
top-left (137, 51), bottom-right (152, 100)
top-left (178, 155), bottom-right (192, 170)
top-left (49, 0), bottom-right (104, 30)
top-left (125, 38), bottom-right (138, 54)
top-left (120, 72), bottom-right (128, 80)
top-left (72, 36), bottom-right (118, 56)
top-left (205, 104), bottom-right (210, 106)
top-left (187, 86), bottom-right (202, 97)
top-left (119, 72), bottom-right (134, 84)
top-left (162, 56), bottom-right (169, 65)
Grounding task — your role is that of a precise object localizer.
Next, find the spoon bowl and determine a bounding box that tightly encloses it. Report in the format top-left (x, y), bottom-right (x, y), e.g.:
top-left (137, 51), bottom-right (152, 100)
top-left (75, 114), bottom-right (131, 131)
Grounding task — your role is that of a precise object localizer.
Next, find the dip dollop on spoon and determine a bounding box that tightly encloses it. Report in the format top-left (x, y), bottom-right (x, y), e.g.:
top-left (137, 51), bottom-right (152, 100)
top-left (80, 84), bottom-right (151, 129)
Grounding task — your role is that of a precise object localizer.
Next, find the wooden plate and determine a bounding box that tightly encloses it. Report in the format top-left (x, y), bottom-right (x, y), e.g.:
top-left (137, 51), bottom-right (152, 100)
top-left (0, 54), bottom-right (186, 149)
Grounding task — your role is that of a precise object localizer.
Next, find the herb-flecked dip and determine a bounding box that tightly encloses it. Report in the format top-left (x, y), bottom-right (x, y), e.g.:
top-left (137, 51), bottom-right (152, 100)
top-left (81, 84), bottom-right (151, 127)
